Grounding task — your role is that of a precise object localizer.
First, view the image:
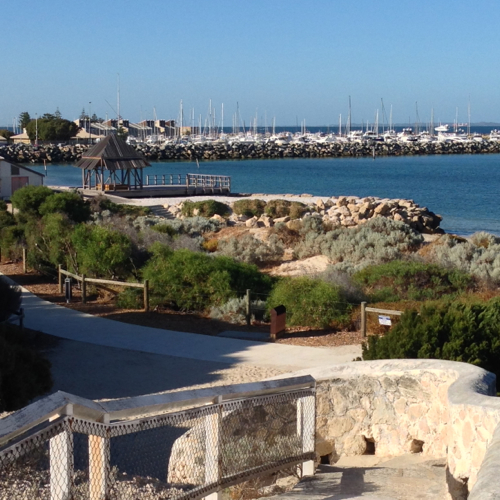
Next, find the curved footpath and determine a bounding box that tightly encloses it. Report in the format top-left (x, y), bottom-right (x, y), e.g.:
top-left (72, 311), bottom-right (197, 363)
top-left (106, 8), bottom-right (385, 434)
top-left (3, 275), bottom-right (361, 399)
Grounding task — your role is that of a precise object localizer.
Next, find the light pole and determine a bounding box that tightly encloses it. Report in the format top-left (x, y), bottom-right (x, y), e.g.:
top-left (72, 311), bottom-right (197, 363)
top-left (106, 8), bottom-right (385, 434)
top-left (35, 113), bottom-right (38, 148)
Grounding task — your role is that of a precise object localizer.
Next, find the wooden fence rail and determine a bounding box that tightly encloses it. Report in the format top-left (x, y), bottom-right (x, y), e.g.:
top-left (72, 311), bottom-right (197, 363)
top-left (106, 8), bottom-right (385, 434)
top-left (360, 301), bottom-right (403, 337)
top-left (58, 266), bottom-right (149, 311)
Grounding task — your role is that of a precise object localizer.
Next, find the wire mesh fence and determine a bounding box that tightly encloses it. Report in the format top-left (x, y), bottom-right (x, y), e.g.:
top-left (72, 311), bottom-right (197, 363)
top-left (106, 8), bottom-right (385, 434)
top-left (0, 388), bottom-right (315, 500)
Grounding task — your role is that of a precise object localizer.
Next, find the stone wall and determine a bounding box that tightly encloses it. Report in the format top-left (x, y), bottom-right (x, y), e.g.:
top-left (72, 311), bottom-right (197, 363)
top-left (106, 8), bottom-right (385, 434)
top-left (284, 360), bottom-right (500, 497)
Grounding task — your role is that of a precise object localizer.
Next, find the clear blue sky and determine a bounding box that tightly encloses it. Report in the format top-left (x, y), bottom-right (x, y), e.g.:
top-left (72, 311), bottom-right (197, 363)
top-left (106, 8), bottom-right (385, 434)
top-left (2, 0), bottom-right (500, 127)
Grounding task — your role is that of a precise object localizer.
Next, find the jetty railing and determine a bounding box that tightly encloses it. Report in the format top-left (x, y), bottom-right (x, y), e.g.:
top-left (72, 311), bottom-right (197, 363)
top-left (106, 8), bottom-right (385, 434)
top-left (0, 376), bottom-right (316, 500)
top-left (145, 173), bottom-right (231, 191)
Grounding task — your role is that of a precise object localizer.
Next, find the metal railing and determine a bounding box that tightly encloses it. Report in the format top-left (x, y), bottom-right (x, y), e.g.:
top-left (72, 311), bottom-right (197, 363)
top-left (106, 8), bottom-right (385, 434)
top-left (0, 376), bottom-right (315, 500)
top-left (145, 173), bottom-right (231, 191)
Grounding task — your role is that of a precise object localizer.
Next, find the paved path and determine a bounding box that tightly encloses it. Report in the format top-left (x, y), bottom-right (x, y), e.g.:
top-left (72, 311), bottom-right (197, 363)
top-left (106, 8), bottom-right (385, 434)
top-left (18, 285), bottom-right (361, 369)
top-left (3, 278), bottom-right (362, 399)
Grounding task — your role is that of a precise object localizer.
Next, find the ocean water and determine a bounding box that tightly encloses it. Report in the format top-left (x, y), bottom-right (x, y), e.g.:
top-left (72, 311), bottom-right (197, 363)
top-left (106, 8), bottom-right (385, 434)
top-left (31, 153), bottom-right (500, 236)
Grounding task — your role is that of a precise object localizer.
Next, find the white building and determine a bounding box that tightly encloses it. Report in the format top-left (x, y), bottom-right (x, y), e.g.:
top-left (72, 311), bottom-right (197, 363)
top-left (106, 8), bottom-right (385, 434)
top-left (0, 156), bottom-right (45, 200)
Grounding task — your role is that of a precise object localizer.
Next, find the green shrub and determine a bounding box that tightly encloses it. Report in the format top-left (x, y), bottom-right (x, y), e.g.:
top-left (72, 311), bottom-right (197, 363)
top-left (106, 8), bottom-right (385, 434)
top-left (217, 234), bottom-right (284, 266)
top-left (116, 287), bottom-right (143, 309)
top-left (181, 200), bottom-right (230, 218)
top-left (232, 199), bottom-right (267, 218)
top-left (0, 325), bottom-right (53, 411)
top-left (11, 185), bottom-right (53, 218)
top-left (267, 277), bottom-right (351, 329)
top-left (71, 224), bottom-right (133, 279)
top-left (265, 199), bottom-right (307, 219)
top-left (144, 216), bottom-right (220, 237)
top-left (353, 260), bottom-right (475, 303)
top-left (89, 194), bottom-right (151, 217)
top-left (142, 244), bottom-right (273, 311)
top-left (39, 192), bottom-right (91, 223)
top-left (0, 226), bottom-right (24, 260)
top-left (362, 298), bottom-right (500, 386)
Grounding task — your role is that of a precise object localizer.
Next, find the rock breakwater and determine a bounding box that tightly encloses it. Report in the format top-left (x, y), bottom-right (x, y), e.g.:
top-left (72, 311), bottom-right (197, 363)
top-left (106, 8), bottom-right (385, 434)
top-left (2, 138), bottom-right (500, 164)
top-left (163, 194), bottom-right (443, 234)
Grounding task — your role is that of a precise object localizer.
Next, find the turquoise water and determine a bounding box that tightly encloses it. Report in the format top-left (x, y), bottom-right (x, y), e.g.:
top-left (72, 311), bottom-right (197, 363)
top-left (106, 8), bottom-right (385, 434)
top-left (32, 154), bottom-right (500, 236)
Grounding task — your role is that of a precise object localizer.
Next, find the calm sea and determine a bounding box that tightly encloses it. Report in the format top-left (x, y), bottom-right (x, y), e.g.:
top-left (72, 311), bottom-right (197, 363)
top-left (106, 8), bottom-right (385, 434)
top-left (31, 153), bottom-right (500, 237)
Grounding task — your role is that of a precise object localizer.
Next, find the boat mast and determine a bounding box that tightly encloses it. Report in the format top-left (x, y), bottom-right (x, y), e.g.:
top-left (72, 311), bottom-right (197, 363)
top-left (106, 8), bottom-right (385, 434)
top-left (467, 97), bottom-right (471, 137)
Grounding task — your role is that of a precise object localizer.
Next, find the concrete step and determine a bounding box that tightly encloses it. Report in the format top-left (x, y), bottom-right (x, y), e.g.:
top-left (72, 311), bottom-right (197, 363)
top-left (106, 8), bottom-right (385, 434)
top-left (270, 455), bottom-right (447, 500)
top-left (147, 205), bottom-right (176, 219)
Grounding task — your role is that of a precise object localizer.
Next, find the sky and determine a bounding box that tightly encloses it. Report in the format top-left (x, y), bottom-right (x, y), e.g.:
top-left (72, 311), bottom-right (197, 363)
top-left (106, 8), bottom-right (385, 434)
top-left (2, 0), bottom-right (500, 127)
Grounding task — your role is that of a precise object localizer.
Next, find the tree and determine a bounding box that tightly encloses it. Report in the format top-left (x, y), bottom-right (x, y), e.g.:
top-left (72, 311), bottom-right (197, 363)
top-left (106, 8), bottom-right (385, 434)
top-left (18, 111), bottom-right (31, 130)
top-left (11, 185), bottom-right (54, 219)
top-left (26, 116), bottom-right (79, 142)
top-left (0, 129), bottom-right (14, 141)
top-left (54, 108), bottom-right (62, 119)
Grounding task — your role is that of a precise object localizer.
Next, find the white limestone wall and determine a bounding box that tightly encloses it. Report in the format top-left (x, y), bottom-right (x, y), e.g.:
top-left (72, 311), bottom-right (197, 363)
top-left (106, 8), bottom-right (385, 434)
top-left (285, 360), bottom-right (500, 496)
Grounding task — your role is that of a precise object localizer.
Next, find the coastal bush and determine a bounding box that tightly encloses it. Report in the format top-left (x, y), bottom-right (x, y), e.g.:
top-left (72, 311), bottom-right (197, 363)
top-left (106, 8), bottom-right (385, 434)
top-left (116, 287), bottom-right (143, 309)
top-left (142, 244), bottom-right (273, 311)
top-left (25, 213), bottom-right (76, 272)
top-left (269, 222), bottom-right (302, 248)
top-left (209, 297), bottom-right (267, 324)
top-left (0, 324), bottom-right (53, 411)
top-left (265, 199), bottom-right (307, 219)
top-left (39, 191), bottom-right (91, 223)
top-left (232, 199), bottom-right (266, 218)
top-left (318, 268), bottom-right (367, 304)
top-left (295, 218), bottom-right (424, 273)
top-left (424, 233), bottom-right (500, 285)
top-left (217, 234), bottom-right (284, 266)
top-left (71, 224), bottom-right (133, 279)
top-left (181, 200), bottom-right (230, 218)
top-left (10, 185), bottom-right (53, 219)
top-left (353, 260), bottom-right (475, 303)
top-left (267, 277), bottom-right (351, 329)
top-left (89, 194), bottom-right (151, 218)
top-left (0, 226), bottom-right (24, 260)
top-left (362, 298), bottom-right (500, 386)
top-left (0, 201), bottom-right (15, 233)
top-left (152, 216), bottom-right (222, 236)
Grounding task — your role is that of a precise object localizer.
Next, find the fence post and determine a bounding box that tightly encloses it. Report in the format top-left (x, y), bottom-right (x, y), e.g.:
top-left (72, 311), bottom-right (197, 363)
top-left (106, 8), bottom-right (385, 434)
top-left (58, 265), bottom-right (63, 294)
top-left (81, 275), bottom-right (86, 304)
top-left (297, 393), bottom-right (316, 478)
top-left (89, 414), bottom-right (110, 500)
top-left (22, 248), bottom-right (27, 273)
top-left (204, 396), bottom-right (222, 500)
top-left (144, 279), bottom-right (149, 312)
top-left (50, 405), bottom-right (74, 500)
top-left (245, 289), bottom-right (251, 326)
top-left (361, 301), bottom-right (367, 338)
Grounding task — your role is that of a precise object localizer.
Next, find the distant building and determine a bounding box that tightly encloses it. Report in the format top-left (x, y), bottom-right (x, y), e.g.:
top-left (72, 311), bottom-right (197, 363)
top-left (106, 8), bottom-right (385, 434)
top-left (10, 129), bottom-right (31, 145)
top-left (0, 156), bottom-right (44, 199)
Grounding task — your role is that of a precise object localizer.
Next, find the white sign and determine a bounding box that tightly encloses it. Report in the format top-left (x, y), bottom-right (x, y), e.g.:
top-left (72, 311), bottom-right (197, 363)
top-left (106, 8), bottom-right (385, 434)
top-left (378, 315), bottom-right (392, 326)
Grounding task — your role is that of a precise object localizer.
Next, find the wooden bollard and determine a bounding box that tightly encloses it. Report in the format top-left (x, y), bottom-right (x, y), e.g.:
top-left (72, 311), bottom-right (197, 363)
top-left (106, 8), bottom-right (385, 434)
top-left (81, 275), bottom-right (86, 304)
top-left (144, 279), bottom-right (149, 312)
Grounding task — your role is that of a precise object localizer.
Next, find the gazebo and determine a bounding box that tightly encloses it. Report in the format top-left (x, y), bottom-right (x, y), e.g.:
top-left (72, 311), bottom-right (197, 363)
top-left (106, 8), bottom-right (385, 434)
top-left (75, 134), bottom-right (150, 191)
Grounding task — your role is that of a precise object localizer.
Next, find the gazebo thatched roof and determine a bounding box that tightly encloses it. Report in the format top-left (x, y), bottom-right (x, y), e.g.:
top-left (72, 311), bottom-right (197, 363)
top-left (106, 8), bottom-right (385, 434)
top-left (75, 134), bottom-right (150, 171)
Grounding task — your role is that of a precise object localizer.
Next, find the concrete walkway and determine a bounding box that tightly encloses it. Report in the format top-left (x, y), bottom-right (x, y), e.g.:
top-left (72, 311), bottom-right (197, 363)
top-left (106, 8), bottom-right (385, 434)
top-left (18, 285), bottom-right (362, 370)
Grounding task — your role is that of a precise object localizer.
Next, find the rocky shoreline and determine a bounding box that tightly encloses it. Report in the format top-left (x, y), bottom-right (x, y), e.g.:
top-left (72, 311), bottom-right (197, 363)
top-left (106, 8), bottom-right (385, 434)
top-left (2, 138), bottom-right (500, 164)
top-left (160, 193), bottom-right (444, 235)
